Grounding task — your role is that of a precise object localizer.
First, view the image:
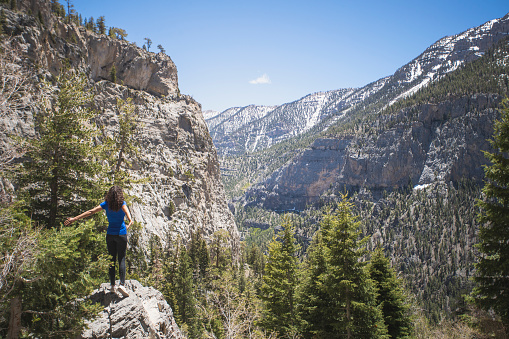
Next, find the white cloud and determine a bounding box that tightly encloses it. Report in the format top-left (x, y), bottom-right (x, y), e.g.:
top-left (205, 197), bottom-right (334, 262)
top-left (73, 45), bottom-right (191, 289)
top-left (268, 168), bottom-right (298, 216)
top-left (249, 73), bottom-right (271, 85)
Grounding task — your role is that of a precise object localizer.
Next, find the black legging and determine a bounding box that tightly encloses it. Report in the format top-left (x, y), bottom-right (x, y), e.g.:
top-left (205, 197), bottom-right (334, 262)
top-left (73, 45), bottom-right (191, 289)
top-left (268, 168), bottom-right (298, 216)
top-left (106, 234), bottom-right (127, 286)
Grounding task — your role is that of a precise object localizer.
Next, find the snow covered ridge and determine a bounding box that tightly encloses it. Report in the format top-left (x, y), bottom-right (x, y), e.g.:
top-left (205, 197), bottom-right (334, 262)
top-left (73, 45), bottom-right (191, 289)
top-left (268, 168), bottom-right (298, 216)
top-left (389, 14), bottom-right (509, 105)
top-left (206, 88), bottom-right (362, 155)
top-left (206, 13), bottom-right (509, 155)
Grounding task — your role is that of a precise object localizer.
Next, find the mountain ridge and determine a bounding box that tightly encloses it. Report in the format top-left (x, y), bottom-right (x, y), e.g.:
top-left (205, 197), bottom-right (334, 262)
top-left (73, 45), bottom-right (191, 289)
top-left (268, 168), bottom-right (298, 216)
top-left (213, 12), bottom-right (509, 208)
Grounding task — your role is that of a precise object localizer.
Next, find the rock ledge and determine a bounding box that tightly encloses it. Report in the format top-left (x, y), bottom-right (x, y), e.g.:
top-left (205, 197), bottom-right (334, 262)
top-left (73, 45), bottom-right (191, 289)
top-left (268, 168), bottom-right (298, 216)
top-left (80, 280), bottom-right (184, 339)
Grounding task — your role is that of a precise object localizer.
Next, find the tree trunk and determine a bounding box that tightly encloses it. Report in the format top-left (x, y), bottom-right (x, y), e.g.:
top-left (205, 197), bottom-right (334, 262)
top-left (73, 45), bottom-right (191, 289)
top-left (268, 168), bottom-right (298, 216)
top-left (346, 289), bottom-right (351, 339)
top-left (48, 167), bottom-right (58, 228)
top-left (7, 296), bottom-right (21, 339)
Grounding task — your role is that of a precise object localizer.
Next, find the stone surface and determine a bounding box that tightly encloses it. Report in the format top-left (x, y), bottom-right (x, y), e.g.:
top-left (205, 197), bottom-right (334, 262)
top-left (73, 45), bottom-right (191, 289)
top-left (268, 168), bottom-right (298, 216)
top-left (0, 5), bottom-right (239, 251)
top-left (80, 280), bottom-right (184, 339)
top-left (246, 94), bottom-right (501, 211)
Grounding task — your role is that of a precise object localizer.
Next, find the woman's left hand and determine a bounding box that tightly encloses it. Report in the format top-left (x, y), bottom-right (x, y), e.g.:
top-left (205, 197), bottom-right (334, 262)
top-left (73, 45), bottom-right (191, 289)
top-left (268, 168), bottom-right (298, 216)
top-left (64, 217), bottom-right (75, 226)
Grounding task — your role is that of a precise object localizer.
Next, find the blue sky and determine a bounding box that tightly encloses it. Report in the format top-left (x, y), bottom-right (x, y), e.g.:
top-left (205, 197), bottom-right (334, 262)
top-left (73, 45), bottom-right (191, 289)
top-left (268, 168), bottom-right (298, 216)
top-left (76, 0), bottom-right (508, 112)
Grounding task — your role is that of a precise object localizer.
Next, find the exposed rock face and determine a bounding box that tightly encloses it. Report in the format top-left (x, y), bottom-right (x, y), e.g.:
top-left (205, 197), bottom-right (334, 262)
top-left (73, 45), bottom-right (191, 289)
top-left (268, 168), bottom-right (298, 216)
top-left (80, 280), bottom-right (184, 339)
top-left (86, 36), bottom-right (178, 97)
top-left (247, 94), bottom-right (501, 211)
top-left (94, 83), bottom-right (238, 249)
top-left (0, 4), bottom-right (238, 248)
top-left (7, 1), bottom-right (178, 97)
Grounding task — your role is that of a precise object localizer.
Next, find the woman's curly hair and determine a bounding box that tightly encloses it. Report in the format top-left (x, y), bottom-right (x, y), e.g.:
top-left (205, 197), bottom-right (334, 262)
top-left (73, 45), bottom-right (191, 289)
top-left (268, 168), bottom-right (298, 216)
top-left (106, 186), bottom-right (124, 212)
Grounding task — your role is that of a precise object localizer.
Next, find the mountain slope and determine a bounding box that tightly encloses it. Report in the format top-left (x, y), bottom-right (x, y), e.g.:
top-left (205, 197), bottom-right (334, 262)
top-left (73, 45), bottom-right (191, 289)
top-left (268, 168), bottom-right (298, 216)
top-left (217, 13), bottom-right (509, 208)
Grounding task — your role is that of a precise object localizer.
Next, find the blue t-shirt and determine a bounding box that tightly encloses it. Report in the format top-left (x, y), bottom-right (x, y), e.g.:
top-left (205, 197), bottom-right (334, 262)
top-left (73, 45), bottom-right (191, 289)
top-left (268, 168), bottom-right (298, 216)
top-left (100, 201), bottom-right (127, 235)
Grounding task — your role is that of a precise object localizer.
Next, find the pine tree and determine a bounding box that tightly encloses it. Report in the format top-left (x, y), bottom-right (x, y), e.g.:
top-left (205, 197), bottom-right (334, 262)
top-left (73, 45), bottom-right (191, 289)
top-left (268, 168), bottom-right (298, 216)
top-left (96, 16), bottom-right (106, 35)
top-left (368, 248), bottom-right (412, 338)
top-left (297, 229), bottom-right (330, 337)
top-left (173, 243), bottom-right (200, 337)
top-left (65, 0), bottom-right (73, 24)
top-left (20, 220), bottom-right (109, 336)
top-left (260, 215), bottom-right (300, 336)
top-left (188, 231), bottom-right (209, 279)
top-left (144, 37), bottom-right (152, 52)
top-left (18, 66), bottom-right (104, 228)
top-left (299, 197), bottom-right (388, 338)
top-left (473, 98), bottom-right (509, 331)
top-left (86, 16), bottom-right (95, 32)
top-left (109, 64), bottom-right (117, 83)
top-left (102, 96), bottom-right (146, 189)
top-left (157, 44), bottom-right (165, 54)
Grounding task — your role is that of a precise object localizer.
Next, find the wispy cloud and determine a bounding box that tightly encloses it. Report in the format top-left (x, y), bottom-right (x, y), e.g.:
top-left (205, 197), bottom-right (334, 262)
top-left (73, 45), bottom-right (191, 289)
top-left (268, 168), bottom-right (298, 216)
top-left (249, 74), bottom-right (271, 85)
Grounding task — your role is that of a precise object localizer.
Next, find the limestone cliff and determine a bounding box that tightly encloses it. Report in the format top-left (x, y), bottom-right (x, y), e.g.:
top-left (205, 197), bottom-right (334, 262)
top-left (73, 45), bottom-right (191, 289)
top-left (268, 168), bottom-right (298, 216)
top-left (0, 2), bottom-right (238, 249)
top-left (247, 94), bottom-right (501, 211)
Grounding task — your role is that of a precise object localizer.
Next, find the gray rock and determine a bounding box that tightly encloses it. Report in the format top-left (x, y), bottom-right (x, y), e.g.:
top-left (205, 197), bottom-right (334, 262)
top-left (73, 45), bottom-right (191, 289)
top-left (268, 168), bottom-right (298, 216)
top-left (0, 6), bottom-right (239, 252)
top-left (247, 94), bottom-right (500, 211)
top-left (80, 280), bottom-right (184, 339)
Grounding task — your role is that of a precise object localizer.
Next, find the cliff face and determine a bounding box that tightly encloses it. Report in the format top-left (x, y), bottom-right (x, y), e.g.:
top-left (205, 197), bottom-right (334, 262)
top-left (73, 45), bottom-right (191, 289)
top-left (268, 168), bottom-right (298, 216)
top-left (246, 94), bottom-right (501, 211)
top-left (9, 1), bottom-right (177, 97)
top-left (0, 2), bottom-right (238, 248)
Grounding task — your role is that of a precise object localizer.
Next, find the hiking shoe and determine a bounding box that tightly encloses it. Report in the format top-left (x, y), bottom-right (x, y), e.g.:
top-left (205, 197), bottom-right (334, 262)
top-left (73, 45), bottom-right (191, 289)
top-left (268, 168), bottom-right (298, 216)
top-left (117, 285), bottom-right (129, 297)
top-left (109, 285), bottom-right (116, 293)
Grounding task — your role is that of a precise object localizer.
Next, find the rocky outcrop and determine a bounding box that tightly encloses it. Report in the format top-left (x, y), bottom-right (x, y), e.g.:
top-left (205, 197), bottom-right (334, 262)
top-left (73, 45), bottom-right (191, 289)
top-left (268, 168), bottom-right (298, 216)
top-left (80, 280), bottom-right (184, 339)
top-left (247, 94), bottom-right (501, 211)
top-left (6, 1), bottom-right (178, 97)
top-left (0, 4), bottom-right (238, 249)
top-left (94, 83), bottom-right (238, 249)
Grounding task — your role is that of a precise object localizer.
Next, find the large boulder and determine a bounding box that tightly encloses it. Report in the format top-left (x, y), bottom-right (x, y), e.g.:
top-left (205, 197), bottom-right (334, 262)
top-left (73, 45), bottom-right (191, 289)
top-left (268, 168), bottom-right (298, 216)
top-left (80, 280), bottom-right (184, 339)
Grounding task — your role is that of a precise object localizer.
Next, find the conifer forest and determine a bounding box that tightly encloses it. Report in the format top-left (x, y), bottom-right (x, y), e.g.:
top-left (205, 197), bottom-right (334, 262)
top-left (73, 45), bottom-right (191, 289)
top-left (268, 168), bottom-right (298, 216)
top-left (1, 1), bottom-right (509, 338)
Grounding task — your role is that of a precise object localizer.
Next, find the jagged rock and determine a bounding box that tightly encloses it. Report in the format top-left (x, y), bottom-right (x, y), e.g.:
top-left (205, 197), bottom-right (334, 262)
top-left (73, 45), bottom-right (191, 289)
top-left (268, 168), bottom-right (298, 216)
top-left (247, 94), bottom-right (501, 211)
top-left (80, 280), bottom-right (184, 339)
top-left (0, 4), bottom-right (239, 251)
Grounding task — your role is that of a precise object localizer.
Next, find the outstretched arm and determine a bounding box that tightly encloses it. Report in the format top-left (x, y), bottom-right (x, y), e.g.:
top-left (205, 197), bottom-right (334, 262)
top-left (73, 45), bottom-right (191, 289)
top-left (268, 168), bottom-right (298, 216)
top-left (122, 204), bottom-right (134, 230)
top-left (64, 205), bottom-right (103, 226)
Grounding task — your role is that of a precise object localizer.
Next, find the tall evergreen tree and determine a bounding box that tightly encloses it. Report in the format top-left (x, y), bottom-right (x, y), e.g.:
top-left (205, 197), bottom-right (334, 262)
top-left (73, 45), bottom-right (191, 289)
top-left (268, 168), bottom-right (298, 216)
top-left (86, 16), bottom-right (95, 32)
top-left (18, 66), bottom-right (104, 228)
top-left (173, 243), bottom-right (200, 337)
top-left (473, 98), bottom-right (509, 331)
top-left (65, 0), bottom-right (73, 24)
top-left (368, 248), bottom-right (412, 338)
top-left (297, 229), bottom-right (330, 337)
top-left (96, 16), bottom-right (106, 35)
top-left (260, 215), bottom-right (300, 336)
top-left (102, 96), bottom-right (145, 189)
top-left (299, 197), bottom-right (388, 338)
top-left (109, 64), bottom-right (117, 83)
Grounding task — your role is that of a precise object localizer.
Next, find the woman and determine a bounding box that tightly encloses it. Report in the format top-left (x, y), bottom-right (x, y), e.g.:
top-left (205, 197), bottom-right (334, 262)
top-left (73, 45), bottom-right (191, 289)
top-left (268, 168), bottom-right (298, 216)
top-left (65, 185), bottom-right (133, 297)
